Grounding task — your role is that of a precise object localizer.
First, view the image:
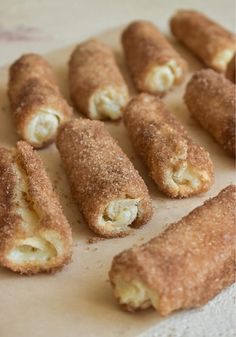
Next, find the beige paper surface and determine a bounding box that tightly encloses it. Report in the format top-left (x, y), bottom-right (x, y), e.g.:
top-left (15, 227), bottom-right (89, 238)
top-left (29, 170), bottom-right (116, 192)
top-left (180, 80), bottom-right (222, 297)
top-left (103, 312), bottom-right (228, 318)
top-left (0, 27), bottom-right (235, 337)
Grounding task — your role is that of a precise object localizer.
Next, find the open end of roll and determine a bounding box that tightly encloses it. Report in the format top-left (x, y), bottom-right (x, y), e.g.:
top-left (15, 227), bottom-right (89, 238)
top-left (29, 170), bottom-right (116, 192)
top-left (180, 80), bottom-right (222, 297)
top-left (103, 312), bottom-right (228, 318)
top-left (7, 236), bottom-right (57, 263)
top-left (5, 161), bottom-right (64, 269)
top-left (89, 86), bottom-right (128, 120)
top-left (165, 161), bottom-right (210, 197)
top-left (26, 109), bottom-right (61, 146)
top-left (113, 277), bottom-right (158, 311)
top-left (97, 198), bottom-right (140, 234)
top-left (145, 59), bottom-right (183, 94)
top-left (213, 49), bottom-right (235, 72)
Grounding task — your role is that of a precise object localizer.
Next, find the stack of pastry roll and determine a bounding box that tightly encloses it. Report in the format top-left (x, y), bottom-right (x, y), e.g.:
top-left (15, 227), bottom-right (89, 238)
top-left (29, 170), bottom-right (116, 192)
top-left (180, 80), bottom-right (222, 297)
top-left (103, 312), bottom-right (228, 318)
top-left (122, 21), bottom-right (187, 95)
top-left (69, 39), bottom-right (129, 120)
top-left (123, 93), bottom-right (214, 198)
top-left (0, 141), bottom-right (72, 274)
top-left (56, 119), bottom-right (153, 238)
top-left (170, 10), bottom-right (236, 73)
top-left (226, 54), bottom-right (236, 83)
top-left (185, 69), bottom-right (235, 157)
top-left (110, 185), bottom-right (236, 316)
top-left (8, 54), bottom-right (73, 148)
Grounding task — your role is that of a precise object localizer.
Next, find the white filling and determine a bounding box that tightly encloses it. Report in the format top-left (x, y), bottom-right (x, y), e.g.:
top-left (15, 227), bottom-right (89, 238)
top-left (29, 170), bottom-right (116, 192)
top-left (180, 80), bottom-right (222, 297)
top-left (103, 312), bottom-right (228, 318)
top-left (114, 278), bottom-right (158, 310)
top-left (26, 109), bottom-right (60, 144)
top-left (213, 49), bottom-right (235, 71)
top-left (7, 237), bottom-right (57, 263)
top-left (145, 59), bottom-right (183, 93)
top-left (166, 162), bottom-right (202, 191)
top-left (89, 86), bottom-right (127, 120)
top-left (6, 162), bottom-right (62, 265)
top-left (97, 199), bottom-right (140, 233)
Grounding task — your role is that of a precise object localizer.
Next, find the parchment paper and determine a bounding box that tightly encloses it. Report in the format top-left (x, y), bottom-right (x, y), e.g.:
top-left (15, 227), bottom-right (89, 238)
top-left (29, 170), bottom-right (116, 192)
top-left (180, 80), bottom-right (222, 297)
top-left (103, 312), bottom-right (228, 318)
top-left (0, 27), bottom-right (235, 337)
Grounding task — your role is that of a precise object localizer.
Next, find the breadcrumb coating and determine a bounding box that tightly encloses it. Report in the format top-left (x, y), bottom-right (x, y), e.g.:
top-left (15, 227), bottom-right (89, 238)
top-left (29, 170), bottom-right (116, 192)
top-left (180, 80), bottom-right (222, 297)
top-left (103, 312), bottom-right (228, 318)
top-left (56, 119), bottom-right (153, 238)
top-left (123, 93), bottom-right (214, 198)
top-left (8, 53), bottom-right (73, 148)
top-left (170, 10), bottom-right (236, 72)
top-left (0, 141), bottom-right (72, 274)
top-left (69, 39), bottom-right (129, 120)
top-left (185, 69), bottom-right (235, 157)
top-left (110, 185), bottom-right (236, 316)
top-left (122, 20), bottom-right (187, 95)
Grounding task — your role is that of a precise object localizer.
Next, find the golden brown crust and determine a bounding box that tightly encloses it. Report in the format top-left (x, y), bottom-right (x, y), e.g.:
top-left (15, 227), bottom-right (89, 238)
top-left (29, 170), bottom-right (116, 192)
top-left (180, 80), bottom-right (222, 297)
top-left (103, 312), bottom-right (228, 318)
top-left (122, 20), bottom-right (188, 95)
top-left (56, 118), bottom-right (153, 237)
top-left (184, 68), bottom-right (235, 157)
top-left (8, 53), bottom-right (73, 148)
top-left (0, 141), bottom-right (72, 274)
top-left (110, 185), bottom-right (236, 316)
top-left (69, 39), bottom-right (129, 118)
top-left (123, 93), bottom-right (214, 198)
top-left (226, 54), bottom-right (236, 83)
top-left (170, 10), bottom-right (236, 72)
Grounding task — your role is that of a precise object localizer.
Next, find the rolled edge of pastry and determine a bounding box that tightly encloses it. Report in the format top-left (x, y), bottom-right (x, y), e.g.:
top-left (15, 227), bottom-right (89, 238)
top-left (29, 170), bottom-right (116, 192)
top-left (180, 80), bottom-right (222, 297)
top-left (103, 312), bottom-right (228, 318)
top-left (8, 53), bottom-right (73, 149)
top-left (184, 69), bottom-right (236, 157)
top-left (109, 185), bottom-right (236, 316)
top-left (0, 141), bottom-right (72, 274)
top-left (69, 39), bottom-right (129, 120)
top-left (123, 93), bottom-right (214, 198)
top-left (170, 10), bottom-right (236, 72)
top-left (56, 119), bottom-right (153, 238)
top-left (122, 20), bottom-right (188, 95)
top-left (226, 54), bottom-right (236, 83)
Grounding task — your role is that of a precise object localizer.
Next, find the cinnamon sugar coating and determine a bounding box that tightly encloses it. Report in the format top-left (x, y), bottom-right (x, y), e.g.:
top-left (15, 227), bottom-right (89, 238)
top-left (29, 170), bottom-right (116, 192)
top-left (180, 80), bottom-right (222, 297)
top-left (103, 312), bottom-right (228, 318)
top-left (110, 185), bottom-right (236, 316)
top-left (226, 54), bottom-right (236, 83)
top-left (122, 20), bottom-right (187, 95)
top-left (170, 10), bottom-right (236, 72)
top-left (56, 119), bottom-right (153, 238)
top-left (69, 39), bottom-right (129, 119)
top-left (185, 69), bottom-right (235, 157)
top-left (8, 53), bottom-right (73, 148)
top-left (123, 93), bottom-right (214, 198)
top-left (0, 141), bottom-right (72, 274)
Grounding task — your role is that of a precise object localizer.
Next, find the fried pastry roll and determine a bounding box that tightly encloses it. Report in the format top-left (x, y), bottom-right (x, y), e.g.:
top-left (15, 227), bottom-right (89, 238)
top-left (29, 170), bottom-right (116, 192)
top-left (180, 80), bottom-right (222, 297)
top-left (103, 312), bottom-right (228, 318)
top-left (0, 141), bottom-right (72, 274)
top-left (185, 69), bottom-right (235, 157)
top-left (56, 119), bottom-right (152, 238)
top-left (170, 10), bottom-right (236, 72)
top-left (69, 39), bottom-right (129, 120)
top-left (123, 93), bottom-right (213, 198)
top-left (226, 54), bottom-right (236, 83)
top-left (110, 185), bottom-right (236, 316)
top-left (122, 21), bottom-right (187, 95)
top-left (8, 54), bottom-right (73, 148)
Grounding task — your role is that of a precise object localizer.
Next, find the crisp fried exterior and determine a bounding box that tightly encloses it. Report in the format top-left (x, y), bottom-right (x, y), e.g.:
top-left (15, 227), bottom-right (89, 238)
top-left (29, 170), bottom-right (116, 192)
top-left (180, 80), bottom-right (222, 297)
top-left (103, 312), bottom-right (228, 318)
top-left (110, 185), bottom-right (236, 316)
top-left (0, 141), bottom-right (72, 274)
top-left (69, 39), bottom-right (129, 117)
top-left (226, 54), bottom-right (236, 83)
top-left (122, 20), bottom-right (187, 94)
top-left (123, 93), bottom-right (214, 197)
top-left (185, 69), bottom-right (235, 157)
top-left (56, 119), bottom-right (153, 237)
top-left (170, 10), bottom-right (236, 72)
top-left (8, 54), bottom-right (73, 148)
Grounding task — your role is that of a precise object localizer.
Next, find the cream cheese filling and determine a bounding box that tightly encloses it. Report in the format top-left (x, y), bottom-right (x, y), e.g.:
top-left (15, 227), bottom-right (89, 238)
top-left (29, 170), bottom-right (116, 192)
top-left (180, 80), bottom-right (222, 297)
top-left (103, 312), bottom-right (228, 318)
top-left (7, 237), bottom-right (57, 263)
top-left (213, 49), bottom-right (235, 72)
top-left (89, 86), bottom-right (127, 120)
top-left (162, 142), bottom-right (209, 194)
top-left (6, 161), bottom-right (63, 265)
top-left (26, 109), bottom-right (61, 144)
top-left (166, 162), bottom-right (202, 191)
top-left (97, 198), bottom-right (140, 233)
top-left (114, 277), bottom-right (159, 310)
top-left (145, 59), bottom-right (183, 93)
